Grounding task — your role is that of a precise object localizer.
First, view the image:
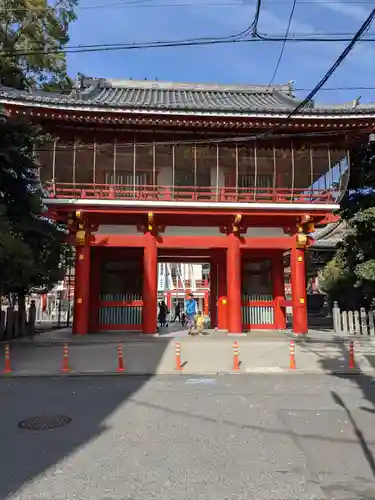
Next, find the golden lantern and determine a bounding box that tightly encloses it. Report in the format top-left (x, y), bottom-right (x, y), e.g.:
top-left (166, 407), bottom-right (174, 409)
top-left (296, 233), bottom-right (308, 247)
top-left (147, 212), bottom-right (154, 232)
top-left (76, 230), bottom-right (86, 245)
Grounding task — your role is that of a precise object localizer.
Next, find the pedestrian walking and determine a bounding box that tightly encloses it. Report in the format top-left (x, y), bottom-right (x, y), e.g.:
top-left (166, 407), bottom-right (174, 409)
top-left (185, 293), bottom-right (198, 335)
top-left (173, 303), bottom-right (181, 323)
top-left (158, 301), bottom-right (169, 329)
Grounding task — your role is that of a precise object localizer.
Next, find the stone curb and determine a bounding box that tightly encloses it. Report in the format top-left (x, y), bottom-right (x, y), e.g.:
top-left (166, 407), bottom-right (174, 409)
top-left (3, 336), bottom-right (375, 348)
top-left (0, 369), bottom-right (371, 378)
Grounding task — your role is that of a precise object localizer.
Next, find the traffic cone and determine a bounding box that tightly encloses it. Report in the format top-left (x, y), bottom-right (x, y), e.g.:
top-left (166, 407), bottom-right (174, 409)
top-left (61, 343), bottom-right (70, 373)
top-left (3, 344), bottom-right (12, 374)
top-left (348, 340), bottom-right (355, 369)
top-left (289, 340), bottom-right (296, 369)
top-left (117, 345), bottom-right (125, 372)
top-left (175, 342), bottom-right (181, 371)
top-left (233, 341), bottom-right (240, 370)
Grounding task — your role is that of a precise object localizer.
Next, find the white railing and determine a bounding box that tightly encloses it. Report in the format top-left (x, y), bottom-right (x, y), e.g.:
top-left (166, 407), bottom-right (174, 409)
top-left (332, 301), bottom-right (375, 335)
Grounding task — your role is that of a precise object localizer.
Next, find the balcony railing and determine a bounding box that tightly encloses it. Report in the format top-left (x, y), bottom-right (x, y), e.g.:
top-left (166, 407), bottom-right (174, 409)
top-left (45, 182), bottom-right (337, 204)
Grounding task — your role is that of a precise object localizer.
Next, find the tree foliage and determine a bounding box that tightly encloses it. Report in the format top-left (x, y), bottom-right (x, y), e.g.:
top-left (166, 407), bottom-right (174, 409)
top-left (319, 140), bottom-right (375, 308)
top-left (0, 116), bottom-right (73, 297)
top-left (0, 0), bottom-right (78, 90)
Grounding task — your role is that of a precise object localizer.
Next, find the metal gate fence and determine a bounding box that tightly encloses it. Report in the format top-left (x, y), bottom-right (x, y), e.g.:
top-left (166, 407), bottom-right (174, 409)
top-left (241, 293), bottom-right (275, 329)
top-left (99, 293), bottom-right (143, 330)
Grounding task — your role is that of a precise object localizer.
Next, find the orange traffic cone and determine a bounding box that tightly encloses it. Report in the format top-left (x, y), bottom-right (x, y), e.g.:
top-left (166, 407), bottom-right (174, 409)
top-left (289, 340), bottom-right (296, 369)
top-left (61, 343), bottom-right (70, 373)
top-left (348, 340), bottom-right (355, 369)
top-left (117, 345), bottom-right (125, 372)
top-left (3, 344), bottom-right (12, 374)
top-left (175, 342), bottom-right (182, 371)
top-left (233, 341), bottom-right (240, 370)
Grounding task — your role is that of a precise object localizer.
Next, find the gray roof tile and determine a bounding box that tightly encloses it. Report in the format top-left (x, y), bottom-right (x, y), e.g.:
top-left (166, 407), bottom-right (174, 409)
top-left (0, 76), bottom-right (374, 115)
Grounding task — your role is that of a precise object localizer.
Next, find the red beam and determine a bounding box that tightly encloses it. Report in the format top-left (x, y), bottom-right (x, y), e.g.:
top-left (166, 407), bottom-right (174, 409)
top-left (91, 234), bottom-right (293, 249)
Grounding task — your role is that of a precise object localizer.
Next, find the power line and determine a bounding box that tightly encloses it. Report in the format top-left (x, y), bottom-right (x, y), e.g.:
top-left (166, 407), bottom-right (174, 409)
top-left (295, 86), bottom-right (375, 91)
top-left (268, 0), bottom-right (297, 86)
top-left (3, 30), bottom-right (375, 58)
top-left (3, 0), bottom-right (373, 11)
top-left (252, 0), bottom-right (263, 37)
top-left (286, 6), bottom-right (375, 118)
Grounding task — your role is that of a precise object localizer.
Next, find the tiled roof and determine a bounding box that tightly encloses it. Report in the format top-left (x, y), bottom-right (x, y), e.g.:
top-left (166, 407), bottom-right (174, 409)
top-left (0, 76), bottom-right (374, 116)
top-left (311, 220), bottom-right (349, 249)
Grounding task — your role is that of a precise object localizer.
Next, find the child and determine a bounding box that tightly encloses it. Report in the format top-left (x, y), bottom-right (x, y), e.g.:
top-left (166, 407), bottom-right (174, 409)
top-left (195, 310), bottom-right (205, 336)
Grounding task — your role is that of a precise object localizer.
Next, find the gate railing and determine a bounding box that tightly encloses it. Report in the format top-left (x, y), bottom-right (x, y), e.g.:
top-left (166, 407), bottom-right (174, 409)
top-left (99, 293), bottom-right (143, 331)
top-left (332, 301), bottom-right (375, 335)
top-left (241, 294), bottom-right (275, 329)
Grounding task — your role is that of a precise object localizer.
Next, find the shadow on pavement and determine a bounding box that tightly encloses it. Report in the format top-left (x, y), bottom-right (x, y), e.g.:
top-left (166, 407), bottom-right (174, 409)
top-left (0, 334), bottom-right (172, 499)
top-left (314, 340), bottom-right (375, 485)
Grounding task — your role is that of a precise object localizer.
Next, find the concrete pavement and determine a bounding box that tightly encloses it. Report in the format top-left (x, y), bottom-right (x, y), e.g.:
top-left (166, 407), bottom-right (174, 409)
top-left (2, 328), bottom-right (375, 375)
top-left (2, 374), bottom-right (375, 499)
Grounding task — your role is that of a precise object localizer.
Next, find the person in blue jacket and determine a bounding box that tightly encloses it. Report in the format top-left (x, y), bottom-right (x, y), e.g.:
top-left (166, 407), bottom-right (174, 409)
top-left (185, 293), bottom-right (198, 335)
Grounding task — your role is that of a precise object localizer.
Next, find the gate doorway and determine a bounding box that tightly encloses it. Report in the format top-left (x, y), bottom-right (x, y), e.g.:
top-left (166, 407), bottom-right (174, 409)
top-left (157, 256), bottom-right (210, 329)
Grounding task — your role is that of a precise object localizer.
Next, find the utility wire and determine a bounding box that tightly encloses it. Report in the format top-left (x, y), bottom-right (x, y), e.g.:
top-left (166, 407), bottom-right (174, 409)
top-left (286, 6), bottom-right (375, 119)
top-left (252, 0), bottom-right (262, 36)
top-left (3, 0), bottom-right (375, 9)
top-left (267, 0), bottom-right (297, 86)
top-left (295, 86), bottom-right (375, 91)
top-left (2, 27), bottom-right (375, 57)
top-left (3, 31), bottom-right (375, 57)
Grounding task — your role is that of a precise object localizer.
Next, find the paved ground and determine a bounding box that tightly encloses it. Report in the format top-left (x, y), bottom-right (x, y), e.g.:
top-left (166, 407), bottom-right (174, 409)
top-left (2, 374), bottom-right (375, 499)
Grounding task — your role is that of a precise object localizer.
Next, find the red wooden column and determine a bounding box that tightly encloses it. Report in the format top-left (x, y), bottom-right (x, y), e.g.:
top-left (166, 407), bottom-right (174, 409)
top-left (203, 278), bottom-right (209, 316)
top-left (89, 247), bottom-right (102, 333)
top-left (272, 252), bottom-right (286, 330)
top-left (291, 244), bottom-right (308, 334)
top-left (73, 244), bottom-right (91, 335)
top-left (217, 252), bottom-right (227, 300)
top-left (227, 233), bottom-right (242, 334)
top-left (166, 291), bottom-right (172, 311)
top-left (210, 256), bottom-right (218, 327)
top-left (143, 233), bottom-right (158, 334)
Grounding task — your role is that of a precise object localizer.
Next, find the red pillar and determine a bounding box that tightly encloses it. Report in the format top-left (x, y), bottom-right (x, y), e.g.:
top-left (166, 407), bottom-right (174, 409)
top-left (210, 256), bottom-right (218, 327)
top-left (89, 247), bottom-right (101, 333)
top-left (166, 292), bottom-right (172, 311)
top-left (217, 252), bottom-right (227, 300)
top-left (291, 245), bottom-right (308, 334)
top-left (203, 279), bottom-right (209, 316)
top-left (227, 233), bottom-right (242, 334)
top-left (73, 244), bottom-right (91, 335)
top-left (143, 233), bottom-right (157, 334)
top-left (272, 252), bottom-right (286, 330)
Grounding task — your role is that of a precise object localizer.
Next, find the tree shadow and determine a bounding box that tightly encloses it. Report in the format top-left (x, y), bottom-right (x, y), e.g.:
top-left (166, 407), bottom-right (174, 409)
top-left (309, 339), bottom-right (375, 484)
top-left (331, 390), bottom-right (375, 477)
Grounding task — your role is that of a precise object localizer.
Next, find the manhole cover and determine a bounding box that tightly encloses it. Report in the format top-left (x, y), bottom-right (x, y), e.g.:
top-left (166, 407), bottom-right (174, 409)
top-left (18, 415), bottom-right (71, 430)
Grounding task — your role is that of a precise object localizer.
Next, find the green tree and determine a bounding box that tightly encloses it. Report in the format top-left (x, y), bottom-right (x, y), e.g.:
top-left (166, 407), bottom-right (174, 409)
top-left (0, 116), bottom-right (72, 299)
top-left (319, 140), bottom-right (375, 308)
top-left (0, 0), bottom-right (78, 90)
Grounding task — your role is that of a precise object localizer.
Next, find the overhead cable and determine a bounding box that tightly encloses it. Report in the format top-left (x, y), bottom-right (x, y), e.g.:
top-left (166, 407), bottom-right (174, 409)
top-left (251, 0), bottom-right (263, 37)
top-left (286, 5), bottom-right (375, 119)
top-left (267, 0), bottom-right (297, 86)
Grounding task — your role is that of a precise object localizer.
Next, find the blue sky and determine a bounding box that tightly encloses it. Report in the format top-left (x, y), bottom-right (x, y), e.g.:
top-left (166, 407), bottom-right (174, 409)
top-left (67, 0), bottom-right (375, 104)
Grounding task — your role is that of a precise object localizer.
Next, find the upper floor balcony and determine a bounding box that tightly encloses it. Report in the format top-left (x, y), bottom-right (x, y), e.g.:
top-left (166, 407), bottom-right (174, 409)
top-left (38, 137), bottom-right (350, 206)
